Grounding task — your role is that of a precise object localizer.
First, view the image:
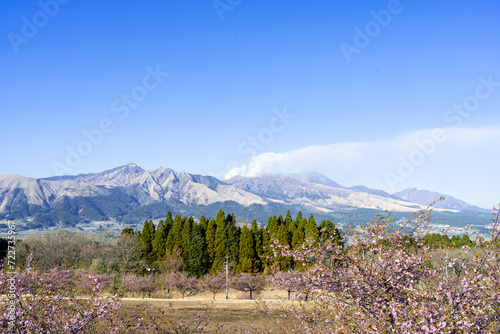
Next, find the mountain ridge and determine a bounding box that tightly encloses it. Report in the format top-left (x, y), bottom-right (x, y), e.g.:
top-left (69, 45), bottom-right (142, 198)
top-left (393, 187), bottom-right (485, 212)
top-left (0, 164), bottom-right (489, 229)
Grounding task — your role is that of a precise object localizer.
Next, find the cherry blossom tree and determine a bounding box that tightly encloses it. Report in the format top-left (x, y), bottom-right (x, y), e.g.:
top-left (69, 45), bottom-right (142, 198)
top-left (40, 268), bottom-right (75, 292)
top-left (163, 271), bottom-right (176, 298)
top-left (170, 272), bottom-right (200, 299)
top-left (232, 273), bottom-right (266, 300)
top-left (0, 269), bottom-right (215, 333)
top-left (121, 274), bottom-right (155, 298)
top-left (271, 201), bottom-right (500, 333)
top-left (75, 272), bottom-right (114, 294)
top-left (270, 270), bottom-right (307, 300)
top-left (0, 269), bottom-right (122, 333)
top-left (202, 271), bottom-right (226, 300)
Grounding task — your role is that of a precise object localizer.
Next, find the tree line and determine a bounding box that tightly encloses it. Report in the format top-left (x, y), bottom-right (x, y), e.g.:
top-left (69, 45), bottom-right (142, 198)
top-left (135, 208), bottom-right (342, 277)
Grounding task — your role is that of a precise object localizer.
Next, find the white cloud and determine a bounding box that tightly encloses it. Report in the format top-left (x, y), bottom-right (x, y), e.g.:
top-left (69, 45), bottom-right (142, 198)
top-left (225, 126), bottom-right (500, 208)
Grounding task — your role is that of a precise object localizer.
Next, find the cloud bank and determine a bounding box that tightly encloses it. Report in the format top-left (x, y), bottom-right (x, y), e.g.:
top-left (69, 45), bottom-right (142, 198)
top-left (225, 126), bottom-right (500, 208)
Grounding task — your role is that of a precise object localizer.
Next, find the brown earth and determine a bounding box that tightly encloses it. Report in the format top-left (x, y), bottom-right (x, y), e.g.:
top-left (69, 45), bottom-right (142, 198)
top-left (119, 288), bottom-right (298, 333)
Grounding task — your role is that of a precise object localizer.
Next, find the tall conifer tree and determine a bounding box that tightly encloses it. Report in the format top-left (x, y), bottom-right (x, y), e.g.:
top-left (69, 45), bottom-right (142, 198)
top-left (238, 225), bottom-right (255, 273)
top-left (285, 210), bottom-right (293, 227)
top-left (292, 217), bottom-right (307, 249)
top-left (180, 216), bottom-right (193, 259)
top-left (305, 213), bottom-right (319, 242)
top-left (165, 214), bottom-right (183, 253)
top-left (152, 219), bottom-right (167, 260)
top-left (226, 213), bottom-right (240, 267)
top-left (250, 220), bottom-right (262, 270)
top-left (276, 224), bottom-right (292, 270)
top-left (295, 211), bottom-right (303, 224)
top-left (267, 215), bottom-right (278, 237)
top-left (319, 219), bottom-right (341, 243)
top-left (212, 210), bottom-right (227, 272)
top-left (199, 215), bottom-right (208, 231)
top-left (277, 214), bottom-right (284, 227)
top-left (187, 223), bottom-right (208, 277)
top-left (205, 218), bottom-right (216, 268)
top-left (140, 219), bottom-right (156, 256)
top-left (164, 210), bottom-right (174, 236)
top-left (261, 228), bottom-right (273, 270)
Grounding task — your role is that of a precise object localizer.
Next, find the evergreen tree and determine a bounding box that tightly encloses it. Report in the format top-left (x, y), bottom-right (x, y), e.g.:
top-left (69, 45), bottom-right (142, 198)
top-left (442, 234), bottom-right (451, 247)
top-left (285, 210), bottom-right (297, 239)
top-left (180, 216), bottom-right (193, 259)
top-left (319, 219), bottom-right (341, 244)
top-left (285, 210), bottom-right (293, 227)
top-left (291, 217), bottom-right (306, 249)
top-left (199, 215), bottom-right (208, 231)
top-left (140, 220), bottom-right (156, 256)
top-left (152, 219), bottom-right (167, 261)
top-left (165, 214), bottom-right (183, 254)
top-left (267, 215), bottom-right (278, 237)
top-left (250, 220), bottom-right (262, 270)
top-left (277, 214), bottom-right (284, 227)
top-left (305, 213), bottom-right (319, 242)
top-left (212, 211), bottom-right (227, 272)
top-left (450, 235), bottom-right (460, 247)
top-left (164, 210), bottom-right (174, 235)
top-left (226, 213), bottom-right (240, 267)
top-left (187, 223), bottom-right (208, 277)
top-left (295, 211), bottom-right (303, 224)
top-left (292, 217), bottom-right (307, 269)
top-left (276, 224), bottom-right (293, 270)
top-left (261, 228), bottom-right (273, 270)
top-left (215, 209), bottom-right (225, 224)
top-left (238, 225), bottom-right (255, 273)
top-left (205, 218), bottom-right (216, 268)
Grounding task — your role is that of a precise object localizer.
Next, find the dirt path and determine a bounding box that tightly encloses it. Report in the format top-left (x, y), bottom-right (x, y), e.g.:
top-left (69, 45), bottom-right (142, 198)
top-left (119, 292), bottom-right (296, 333)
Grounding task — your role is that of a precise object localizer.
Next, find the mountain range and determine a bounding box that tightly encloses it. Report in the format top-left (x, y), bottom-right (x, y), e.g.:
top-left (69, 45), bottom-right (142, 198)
top-left (0, 164), bottom-right (489, 230)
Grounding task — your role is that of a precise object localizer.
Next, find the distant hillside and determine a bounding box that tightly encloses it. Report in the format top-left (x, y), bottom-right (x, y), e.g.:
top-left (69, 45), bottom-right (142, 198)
top-left (0, 164), bottom-right (489, 230)
top-left (393, 188), bottom-right (485, 212)
top-left (225, 173), bottom-right (424, 213)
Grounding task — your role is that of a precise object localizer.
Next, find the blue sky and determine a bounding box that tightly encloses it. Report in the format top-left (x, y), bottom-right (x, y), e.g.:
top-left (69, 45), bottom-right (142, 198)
top-left (1, 0), bottom-right (499, 208)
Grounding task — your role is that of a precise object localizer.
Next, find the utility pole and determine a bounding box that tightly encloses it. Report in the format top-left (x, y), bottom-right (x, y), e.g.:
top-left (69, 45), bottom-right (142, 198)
top-left (225, 256), bottom-right (229, 300)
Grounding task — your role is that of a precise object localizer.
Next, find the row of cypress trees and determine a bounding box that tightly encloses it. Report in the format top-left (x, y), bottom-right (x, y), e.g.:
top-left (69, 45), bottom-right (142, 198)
top-left (138, 209), bottom-right (341, 276)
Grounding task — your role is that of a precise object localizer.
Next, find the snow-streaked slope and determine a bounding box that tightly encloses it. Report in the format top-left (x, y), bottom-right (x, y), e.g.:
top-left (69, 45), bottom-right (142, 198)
top-left (0, 164), bottom-right (266, 213)
top-left (2, 164), bottom-right (479, 225)
top-left (225, 174), bottom-right (452, 212)
top-left (393, 188), bottom-right (486, 211)
top-left (0, 174), bottom-right (109, 213)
